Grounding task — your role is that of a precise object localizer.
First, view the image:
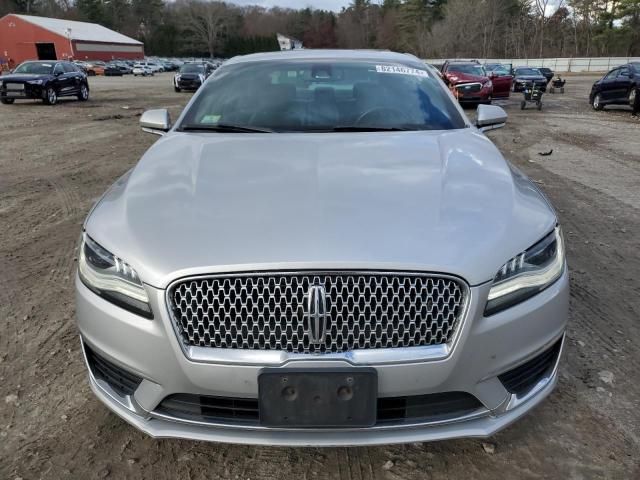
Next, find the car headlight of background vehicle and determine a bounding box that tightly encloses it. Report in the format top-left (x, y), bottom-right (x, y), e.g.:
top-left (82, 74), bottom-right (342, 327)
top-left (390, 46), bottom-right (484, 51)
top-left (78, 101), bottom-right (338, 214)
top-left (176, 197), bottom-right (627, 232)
top-left (27, 79), bottom-right (44, 85)
top-left (484, 80), bottom-right (493, 89)
top-left (485, 226), bottom-right (565, 316)
top-left (78, 233), bottom-right (153, 318)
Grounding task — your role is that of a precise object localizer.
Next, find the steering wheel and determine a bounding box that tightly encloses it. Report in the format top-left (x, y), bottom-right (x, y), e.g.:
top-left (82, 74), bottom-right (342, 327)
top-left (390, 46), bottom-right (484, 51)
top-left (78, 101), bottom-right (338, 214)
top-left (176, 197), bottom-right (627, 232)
top-left (355, 107), bottom-right (409, 126)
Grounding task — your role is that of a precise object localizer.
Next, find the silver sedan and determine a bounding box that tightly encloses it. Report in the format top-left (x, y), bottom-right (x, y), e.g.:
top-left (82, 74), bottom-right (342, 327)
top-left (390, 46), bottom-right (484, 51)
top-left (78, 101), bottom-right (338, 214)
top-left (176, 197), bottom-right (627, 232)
top-left (75, 49), bottom-right (568, 446)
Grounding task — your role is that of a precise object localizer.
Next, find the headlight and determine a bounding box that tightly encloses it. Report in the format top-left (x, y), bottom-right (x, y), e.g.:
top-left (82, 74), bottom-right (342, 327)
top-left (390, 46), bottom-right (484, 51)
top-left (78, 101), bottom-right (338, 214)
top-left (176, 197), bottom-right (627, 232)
top-left (198, 73), bottom-right (205, 82)
top-left (28, 79), bottom-right (44, 85)
top-left (78, 233), bottom-right (153, 318)
top-left (175, 74), bottom-right (181, 82)
top-left (484, 80), bottom-right (493, 89)
top-left (485, 226), bottom-right (565, 316)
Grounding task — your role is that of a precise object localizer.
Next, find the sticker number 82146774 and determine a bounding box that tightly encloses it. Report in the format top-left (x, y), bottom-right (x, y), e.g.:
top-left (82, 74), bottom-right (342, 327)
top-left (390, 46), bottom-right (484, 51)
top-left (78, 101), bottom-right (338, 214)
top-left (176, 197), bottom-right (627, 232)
top-left (375, 65), bottom-right (429, 77)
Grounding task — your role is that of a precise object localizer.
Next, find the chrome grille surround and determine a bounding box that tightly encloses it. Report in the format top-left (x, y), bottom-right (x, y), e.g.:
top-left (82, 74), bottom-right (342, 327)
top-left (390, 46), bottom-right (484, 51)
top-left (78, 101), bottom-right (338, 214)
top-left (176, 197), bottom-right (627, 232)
top-left (455, 82), bottom-right (482, 93)
top-left (168, 271), bottom-right (468, 355)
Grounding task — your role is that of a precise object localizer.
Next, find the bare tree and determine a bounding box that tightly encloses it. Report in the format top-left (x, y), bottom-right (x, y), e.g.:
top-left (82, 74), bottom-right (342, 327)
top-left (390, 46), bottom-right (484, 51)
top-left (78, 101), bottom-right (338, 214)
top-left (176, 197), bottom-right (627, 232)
top-left (181, 0), bottom-right (229, 57)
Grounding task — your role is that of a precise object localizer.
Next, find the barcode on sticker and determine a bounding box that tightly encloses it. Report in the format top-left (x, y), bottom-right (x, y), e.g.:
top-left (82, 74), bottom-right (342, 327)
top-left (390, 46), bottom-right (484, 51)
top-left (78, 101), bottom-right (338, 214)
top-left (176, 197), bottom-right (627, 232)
top-left (375, 65), bottom-right (429, 77)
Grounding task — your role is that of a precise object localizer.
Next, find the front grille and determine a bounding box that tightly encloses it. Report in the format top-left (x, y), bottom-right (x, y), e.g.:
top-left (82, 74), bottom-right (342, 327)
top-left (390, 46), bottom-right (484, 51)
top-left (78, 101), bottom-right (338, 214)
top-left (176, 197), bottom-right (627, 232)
top-left (169, 272), bottom-right (466, 354)
top-left (155, 391), bottom-right (483, 426)
top-left (157, 394), bottom-right (259, 424)
top-left (84, 343), bottom-right (142, 396)
top-left (376, 391), bottom-right (483, 424)
top-left (498, 338), bottom-right (562, 396)
top-left (456, 83), bottom-right (482, 93)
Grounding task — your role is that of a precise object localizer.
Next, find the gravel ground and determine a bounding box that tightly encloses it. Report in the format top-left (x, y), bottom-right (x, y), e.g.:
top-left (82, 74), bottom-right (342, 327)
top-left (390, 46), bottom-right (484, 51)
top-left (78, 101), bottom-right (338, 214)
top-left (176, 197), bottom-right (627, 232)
top-left (1, 73), bottom-right (639, 479)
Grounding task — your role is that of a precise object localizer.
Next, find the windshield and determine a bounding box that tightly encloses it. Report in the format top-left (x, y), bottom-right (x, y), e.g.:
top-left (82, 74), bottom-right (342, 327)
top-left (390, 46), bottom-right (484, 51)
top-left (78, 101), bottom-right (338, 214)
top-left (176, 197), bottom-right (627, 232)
top-left (486, 64), bottom-right (509, 75)
top-left (448, 64), bottom-right (485, 76)
top-left (179, 60), bottom-right (466, 132)
top-left (14, 62), bottom-right (53, 74)
top-left (515, 68), bottom-right (542, 76)
top-left (180, 64), bottom-right (205, 74)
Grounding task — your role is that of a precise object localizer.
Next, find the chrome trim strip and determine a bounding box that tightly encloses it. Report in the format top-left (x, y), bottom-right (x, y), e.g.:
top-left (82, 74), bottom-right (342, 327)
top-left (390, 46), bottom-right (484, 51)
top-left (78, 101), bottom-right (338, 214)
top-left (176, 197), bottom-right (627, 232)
top-left (164, 270), bottom-right (472, 366)
top-left (149, 405), bottom-right (490, 433)
top-left (455, 82), bottom-right (483, 89)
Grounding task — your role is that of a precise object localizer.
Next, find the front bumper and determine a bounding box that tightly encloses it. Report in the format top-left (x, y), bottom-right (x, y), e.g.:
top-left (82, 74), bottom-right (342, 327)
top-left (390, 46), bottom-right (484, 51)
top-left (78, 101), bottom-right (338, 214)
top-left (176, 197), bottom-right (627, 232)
top-left (177, 79), bottom-right (202, 90)
top-left (514, 82), bottom-right (547, 92)
top-left (1, 85), bottom-right (44, 100)
top-left (76, 269), bottom-right (569, 446)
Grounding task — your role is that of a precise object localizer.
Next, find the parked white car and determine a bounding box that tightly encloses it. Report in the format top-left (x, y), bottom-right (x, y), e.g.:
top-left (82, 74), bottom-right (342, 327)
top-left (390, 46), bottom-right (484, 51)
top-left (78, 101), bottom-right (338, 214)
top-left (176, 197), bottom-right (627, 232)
top-left (132, 64), bottom-right (154, 77)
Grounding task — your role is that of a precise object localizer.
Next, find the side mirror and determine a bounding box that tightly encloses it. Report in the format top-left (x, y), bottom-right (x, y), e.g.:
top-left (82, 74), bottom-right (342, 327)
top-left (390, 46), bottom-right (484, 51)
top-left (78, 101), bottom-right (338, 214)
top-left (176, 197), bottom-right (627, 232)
top-left (476, 104), bottom-right (507, 132)
top-left (140, 109), bottom-right (171, 136)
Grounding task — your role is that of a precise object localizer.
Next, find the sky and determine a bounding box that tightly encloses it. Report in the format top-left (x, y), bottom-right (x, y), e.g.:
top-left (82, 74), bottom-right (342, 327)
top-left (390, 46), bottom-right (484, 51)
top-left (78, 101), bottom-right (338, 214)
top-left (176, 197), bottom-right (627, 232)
top-left (228, 0), bottom-right (350, 11)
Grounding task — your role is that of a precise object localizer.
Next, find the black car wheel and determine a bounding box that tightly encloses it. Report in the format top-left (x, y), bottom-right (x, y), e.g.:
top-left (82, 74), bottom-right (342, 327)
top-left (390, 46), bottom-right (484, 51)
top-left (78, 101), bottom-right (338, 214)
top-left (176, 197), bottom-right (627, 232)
top-left (78, 84), bottom-right (90, 101)
top-left (1, 98), bottom-right (15, 105)
top-left (44, 87), bottom-right (58, 105)
top-left (629, 88), bottom-right (638, 109)
top-left (174, 86), bottom-right (181, 92)
top-left (592, 93), bottom-right (604, 111)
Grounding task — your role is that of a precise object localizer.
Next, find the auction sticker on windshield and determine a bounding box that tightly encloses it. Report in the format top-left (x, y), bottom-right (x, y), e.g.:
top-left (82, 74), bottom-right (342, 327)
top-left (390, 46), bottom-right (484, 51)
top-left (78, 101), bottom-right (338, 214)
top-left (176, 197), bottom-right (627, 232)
top-left (375, 65), bottom-right (429, 77)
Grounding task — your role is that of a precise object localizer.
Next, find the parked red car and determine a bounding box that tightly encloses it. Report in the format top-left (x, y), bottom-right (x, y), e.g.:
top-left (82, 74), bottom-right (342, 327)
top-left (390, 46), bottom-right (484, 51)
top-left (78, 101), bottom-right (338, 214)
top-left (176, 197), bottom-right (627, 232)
top-left (441, 61), bottom-right (493, 105)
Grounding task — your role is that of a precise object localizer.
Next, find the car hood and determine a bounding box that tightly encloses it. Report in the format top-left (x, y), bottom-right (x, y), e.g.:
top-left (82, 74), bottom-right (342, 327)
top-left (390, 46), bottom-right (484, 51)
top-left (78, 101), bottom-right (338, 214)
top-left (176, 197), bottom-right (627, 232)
top-left (447, 72), bottom-right (488, 84)
top-left (1, 73), bottom-right (51, 82)
top-left (85, 130), bottom-right (556, 288)
top-left (515, 75), bottom-right (546, 82)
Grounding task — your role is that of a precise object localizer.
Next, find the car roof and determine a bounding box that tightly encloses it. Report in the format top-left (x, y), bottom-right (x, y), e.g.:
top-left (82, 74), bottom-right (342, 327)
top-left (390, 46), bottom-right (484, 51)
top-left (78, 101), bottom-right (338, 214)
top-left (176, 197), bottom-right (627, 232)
top-left (446, 62), bottom-right (480, 66)
top-left (225, 49), bottom-right (422, 66)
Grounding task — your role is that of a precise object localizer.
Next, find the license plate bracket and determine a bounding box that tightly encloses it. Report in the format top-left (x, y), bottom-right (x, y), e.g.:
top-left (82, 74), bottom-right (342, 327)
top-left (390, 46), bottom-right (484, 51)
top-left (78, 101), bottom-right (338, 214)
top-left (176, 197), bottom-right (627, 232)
top-left (258, 368), bottom-right (377, 428)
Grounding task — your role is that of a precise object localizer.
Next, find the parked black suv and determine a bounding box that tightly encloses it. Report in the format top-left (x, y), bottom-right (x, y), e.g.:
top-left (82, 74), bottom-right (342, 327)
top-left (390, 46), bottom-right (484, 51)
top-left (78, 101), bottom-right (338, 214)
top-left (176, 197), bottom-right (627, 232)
top-left (511, 67), bottom-right (548, 92)
top-left (173, 62), bottom-right (215, 92)
top-left (590, 63), bottom-right (639, 113)
top-left (1, 60), bottom-right (89, 105)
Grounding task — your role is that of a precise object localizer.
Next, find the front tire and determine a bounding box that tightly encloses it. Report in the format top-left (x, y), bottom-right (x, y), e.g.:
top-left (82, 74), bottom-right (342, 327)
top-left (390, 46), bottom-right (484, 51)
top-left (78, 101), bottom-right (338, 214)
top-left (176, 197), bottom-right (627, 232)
top-left (520, 100), bottom-right (526, 110)
top-left (629, 87), bottom-right (638, 110)
top-left (43, 87), bottom-right (57, 105)
top-left (77, 84), bottom-right (89, 101)
top-left (174, 86), bottom-right (181, 92)
top-left (1, 98), bottom-right (15, 104)
top-left (592, 93), bottom-right (604, 111)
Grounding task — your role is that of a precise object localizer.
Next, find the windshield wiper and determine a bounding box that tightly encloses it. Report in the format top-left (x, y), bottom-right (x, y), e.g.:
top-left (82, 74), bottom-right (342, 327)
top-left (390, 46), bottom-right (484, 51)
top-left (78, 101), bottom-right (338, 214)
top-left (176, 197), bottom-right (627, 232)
top-left (180, 123), bottom-right (273, 133)
top-left (330, 126), bottom-right (414, 132)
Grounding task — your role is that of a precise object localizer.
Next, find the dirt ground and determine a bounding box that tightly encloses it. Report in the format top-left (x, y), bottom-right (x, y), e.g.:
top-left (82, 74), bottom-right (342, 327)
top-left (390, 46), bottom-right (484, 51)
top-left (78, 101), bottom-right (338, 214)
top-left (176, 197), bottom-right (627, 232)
top-left (1, 72), bottom-right (639, 480)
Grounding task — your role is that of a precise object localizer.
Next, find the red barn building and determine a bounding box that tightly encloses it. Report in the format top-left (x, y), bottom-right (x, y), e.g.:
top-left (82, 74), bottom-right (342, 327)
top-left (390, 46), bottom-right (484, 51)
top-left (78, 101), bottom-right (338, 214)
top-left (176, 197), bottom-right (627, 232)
top-left (0, 14), bottom-right (144, 67)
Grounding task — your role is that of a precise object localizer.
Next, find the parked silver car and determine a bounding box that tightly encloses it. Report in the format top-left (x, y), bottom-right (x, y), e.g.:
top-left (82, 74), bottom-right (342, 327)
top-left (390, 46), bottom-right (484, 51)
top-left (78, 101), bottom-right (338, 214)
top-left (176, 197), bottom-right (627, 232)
top-left (75, 50), bottom-right (568, 446)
